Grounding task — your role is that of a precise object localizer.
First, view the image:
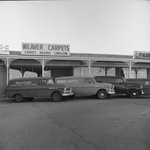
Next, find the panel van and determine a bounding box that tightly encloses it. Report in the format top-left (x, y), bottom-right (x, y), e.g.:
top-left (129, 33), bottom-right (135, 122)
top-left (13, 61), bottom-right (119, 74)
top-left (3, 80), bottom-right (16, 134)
top-left (4, 77), bottom-right (73, 102)
top-left (55, 76), bottom-right (115, 99)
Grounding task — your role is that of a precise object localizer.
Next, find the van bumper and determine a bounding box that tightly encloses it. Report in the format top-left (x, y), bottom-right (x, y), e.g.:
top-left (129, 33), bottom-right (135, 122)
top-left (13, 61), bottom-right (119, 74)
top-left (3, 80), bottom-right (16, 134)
top-left (62, 93), bottom-right (74, 96)
top-left (108, 91), bottom-right (116, 95)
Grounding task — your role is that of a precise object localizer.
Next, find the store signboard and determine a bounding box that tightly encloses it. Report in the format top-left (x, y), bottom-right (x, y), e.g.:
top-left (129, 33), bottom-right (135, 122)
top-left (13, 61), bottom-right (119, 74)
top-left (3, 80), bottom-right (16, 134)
top-left (134, 51), bottom-right (150, 59)
top-left (0, 44), bottom-right (9, 55)
top-left (21, 42), bottom-right (70, 56)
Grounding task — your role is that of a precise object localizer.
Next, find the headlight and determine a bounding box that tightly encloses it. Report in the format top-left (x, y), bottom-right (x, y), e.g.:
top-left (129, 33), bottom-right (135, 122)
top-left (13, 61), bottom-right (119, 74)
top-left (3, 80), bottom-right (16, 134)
top-left (110, 85), bottom-right (114, 89)
top-left (64, 87), bottom-right (67, 92)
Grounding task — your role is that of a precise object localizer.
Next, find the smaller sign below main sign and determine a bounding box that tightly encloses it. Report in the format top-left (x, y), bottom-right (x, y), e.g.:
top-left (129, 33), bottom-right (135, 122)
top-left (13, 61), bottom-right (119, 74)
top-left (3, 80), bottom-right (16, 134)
top-left (21, 42), bottom-right (70, 56)
top-left (134, 51), bottom-right (150, 59)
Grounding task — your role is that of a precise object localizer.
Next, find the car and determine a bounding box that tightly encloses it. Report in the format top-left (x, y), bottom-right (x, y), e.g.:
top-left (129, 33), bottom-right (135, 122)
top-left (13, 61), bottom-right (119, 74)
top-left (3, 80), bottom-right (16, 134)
top-left (55, 76), bottom-right (115, 99)
top-left (94, 76), bottom-right (144, 98)
top-left (126, 78), bottom-right (150, 96)
top-left (4, 77), bottom-right (74, 102)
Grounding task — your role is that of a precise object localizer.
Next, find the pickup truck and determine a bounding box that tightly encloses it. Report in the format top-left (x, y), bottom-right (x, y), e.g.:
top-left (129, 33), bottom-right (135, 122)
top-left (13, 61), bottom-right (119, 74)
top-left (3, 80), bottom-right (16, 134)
top-left (126, 78), bottom-right (150, 96)
top-left (94, 76), bottom-right (144, 98)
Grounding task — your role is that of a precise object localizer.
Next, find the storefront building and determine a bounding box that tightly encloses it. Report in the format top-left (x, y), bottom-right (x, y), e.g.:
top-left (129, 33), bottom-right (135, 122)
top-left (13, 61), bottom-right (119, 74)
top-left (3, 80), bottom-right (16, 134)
top-left (0, 43), bottom-right (150, 98)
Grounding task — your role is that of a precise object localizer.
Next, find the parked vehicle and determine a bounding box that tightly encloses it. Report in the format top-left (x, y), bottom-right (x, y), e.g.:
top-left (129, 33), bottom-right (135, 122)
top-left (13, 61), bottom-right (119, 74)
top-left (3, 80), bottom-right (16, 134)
top-left (4, 77), bottom-right (74, 102)
top-left (55, 76), bottom-right (115, 99)
top-left (94, 76), bottom-right (144, 98)
top-left (127, 78), bottom-right (150, 96)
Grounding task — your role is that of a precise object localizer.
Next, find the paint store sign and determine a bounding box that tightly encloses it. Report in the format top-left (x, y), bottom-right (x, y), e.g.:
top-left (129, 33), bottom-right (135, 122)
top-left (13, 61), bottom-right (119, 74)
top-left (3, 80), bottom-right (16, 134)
top-left (134, 51), bottom-right (150, 59)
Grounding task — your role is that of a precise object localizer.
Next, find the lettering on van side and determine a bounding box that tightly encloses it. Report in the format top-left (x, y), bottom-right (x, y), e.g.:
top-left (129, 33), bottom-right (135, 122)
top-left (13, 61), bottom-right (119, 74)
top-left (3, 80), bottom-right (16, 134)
top-left (48, 87), bottom-right (58, 89)
top-left (57, 79), bottom-right (78, 84)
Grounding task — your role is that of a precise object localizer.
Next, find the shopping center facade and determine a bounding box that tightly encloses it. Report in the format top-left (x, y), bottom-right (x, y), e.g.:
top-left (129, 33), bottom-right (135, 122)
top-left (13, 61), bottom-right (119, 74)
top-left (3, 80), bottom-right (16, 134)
top-left (0, 43), bottom-right (150, 98)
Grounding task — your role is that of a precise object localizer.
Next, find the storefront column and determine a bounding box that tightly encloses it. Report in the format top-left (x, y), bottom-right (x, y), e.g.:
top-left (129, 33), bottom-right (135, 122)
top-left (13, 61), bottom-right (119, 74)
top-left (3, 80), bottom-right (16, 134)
top-left (36, 58), bottom-right (45, 77)
top-left (105, 67), bottom-right (111, 76)
top-left (6, 58), bottom-right (9, 85)
top-left (1, 57), bottom-right (16, 84)
top-left (83, 60), bottom-right (95, 76)
top-left (124, 60), bottom-right (135, 78)
top-left (37, 58), bottom-right (50, 77)
top-left (1, 58), bottom-right (9, 84)
top-left (88, 60), bottom-right (91, 76)
top-left (81, 67), bottom-right (83, 76)
top-left (42, 59), bottom-right (45, 77)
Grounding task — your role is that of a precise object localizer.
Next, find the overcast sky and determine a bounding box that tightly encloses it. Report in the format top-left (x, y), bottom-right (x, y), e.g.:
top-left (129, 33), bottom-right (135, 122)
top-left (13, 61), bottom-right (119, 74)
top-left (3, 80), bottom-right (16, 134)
top-left (0, 0), bottom-right (150, 55)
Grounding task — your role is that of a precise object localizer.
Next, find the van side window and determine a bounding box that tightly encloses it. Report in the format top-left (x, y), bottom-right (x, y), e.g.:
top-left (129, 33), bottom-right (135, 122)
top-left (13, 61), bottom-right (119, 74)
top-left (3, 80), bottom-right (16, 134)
top-left (84, 78), bottom-right (91, 84)
top-left (38, 80), bottom-right (47, 85)
top-left (115, 78), bottom-right (123, 83)
top-left (145, 81), bottom-right (150, 86)
top-left (47, 79), bottom-right (54, 84)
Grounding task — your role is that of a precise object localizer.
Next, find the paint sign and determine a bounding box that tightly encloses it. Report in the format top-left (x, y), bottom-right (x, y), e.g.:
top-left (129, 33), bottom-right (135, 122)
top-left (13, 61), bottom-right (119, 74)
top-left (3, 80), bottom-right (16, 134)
top-left (134, 51), bottom-right (150, 59)
top-left (21, 42), bottom-right (70, 56)
top-left (0, 44), bottom-right (9, 54)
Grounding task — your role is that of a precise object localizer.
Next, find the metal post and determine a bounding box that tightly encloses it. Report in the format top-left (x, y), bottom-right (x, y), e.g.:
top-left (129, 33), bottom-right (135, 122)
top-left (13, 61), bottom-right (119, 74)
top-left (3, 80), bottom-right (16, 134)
top-left (88, 60), bottom-right (91, 76)
top-left (6, 58), bottom-right (9, 85)
top-left (42, 58), bottom-right (45, 77)
top-left (129, 60), bottom-right (132, 78)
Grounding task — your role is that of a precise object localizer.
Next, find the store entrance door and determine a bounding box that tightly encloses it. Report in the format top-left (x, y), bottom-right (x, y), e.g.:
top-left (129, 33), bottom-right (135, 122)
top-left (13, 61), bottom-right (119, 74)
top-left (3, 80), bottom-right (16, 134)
top-left (51, 67), bottom-right (73, 78)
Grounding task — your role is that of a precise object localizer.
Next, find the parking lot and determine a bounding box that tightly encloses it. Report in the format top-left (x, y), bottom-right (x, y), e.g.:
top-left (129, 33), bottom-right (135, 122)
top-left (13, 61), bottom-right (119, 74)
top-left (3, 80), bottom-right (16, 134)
top-left (0, 96), bottom-right (150, 150)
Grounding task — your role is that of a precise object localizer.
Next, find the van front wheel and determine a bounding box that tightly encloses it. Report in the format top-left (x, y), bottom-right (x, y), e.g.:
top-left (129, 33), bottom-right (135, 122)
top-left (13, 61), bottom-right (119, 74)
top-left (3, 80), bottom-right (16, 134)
top-left (97, 90), bottom-right (108, 99)
top-left (52, 92), bottom-right (62, 102)
top-left (14, 94), bottom-right (23, 102)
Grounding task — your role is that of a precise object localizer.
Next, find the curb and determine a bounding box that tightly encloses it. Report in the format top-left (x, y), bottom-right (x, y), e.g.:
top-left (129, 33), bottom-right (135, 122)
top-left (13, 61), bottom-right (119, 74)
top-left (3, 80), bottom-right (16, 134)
top-left (0, 98), bottom-right (13, 101)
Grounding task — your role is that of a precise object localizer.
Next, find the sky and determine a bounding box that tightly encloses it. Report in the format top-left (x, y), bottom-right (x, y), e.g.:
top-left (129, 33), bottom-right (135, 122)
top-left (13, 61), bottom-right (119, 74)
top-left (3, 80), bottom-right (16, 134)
top-left (0, 0), bottom-right (150, 55)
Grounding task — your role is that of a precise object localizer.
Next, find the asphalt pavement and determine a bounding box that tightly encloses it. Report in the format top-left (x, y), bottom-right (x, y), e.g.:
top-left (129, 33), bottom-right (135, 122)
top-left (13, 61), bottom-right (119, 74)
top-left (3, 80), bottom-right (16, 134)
top-left (0, 96), bottom-right (150, 150)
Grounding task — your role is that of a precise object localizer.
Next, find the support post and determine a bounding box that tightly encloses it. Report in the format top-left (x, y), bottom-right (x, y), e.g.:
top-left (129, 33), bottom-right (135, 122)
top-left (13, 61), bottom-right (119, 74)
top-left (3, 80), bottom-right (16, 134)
top-left (129, 60), bottom-right (132, 78)
top-left (6, 58), bottom-right (9, 85)
top-left (82, 60), bottom-right (94, 76)
top-left (42, 58), bottom-right (45, 77)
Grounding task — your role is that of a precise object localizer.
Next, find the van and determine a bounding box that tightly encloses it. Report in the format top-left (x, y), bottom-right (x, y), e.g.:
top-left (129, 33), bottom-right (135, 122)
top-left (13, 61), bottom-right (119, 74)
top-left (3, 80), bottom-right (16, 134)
top-left (55, 76), bottom-right (115, 99)
top-left (4, 77), bottom-right (73, 102)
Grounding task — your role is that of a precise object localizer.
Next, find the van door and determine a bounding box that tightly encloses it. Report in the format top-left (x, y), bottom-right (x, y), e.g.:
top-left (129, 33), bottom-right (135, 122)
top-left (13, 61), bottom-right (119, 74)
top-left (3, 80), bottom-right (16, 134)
top-left (16, 80), bottom-right (36, 98)
top-left (36, 79), bottom-right (50, 97)
top-left (73, 78), bottom-right (95, 96)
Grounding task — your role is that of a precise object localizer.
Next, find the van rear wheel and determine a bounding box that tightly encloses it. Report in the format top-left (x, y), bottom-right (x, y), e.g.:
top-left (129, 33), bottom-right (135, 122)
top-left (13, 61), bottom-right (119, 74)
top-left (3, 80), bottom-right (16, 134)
top-left (52, 92), bottom-right (62, 102)
top-left (14, 94), bottom-right (23, 102)
top-left (97, 90), bottom-right (108, 99)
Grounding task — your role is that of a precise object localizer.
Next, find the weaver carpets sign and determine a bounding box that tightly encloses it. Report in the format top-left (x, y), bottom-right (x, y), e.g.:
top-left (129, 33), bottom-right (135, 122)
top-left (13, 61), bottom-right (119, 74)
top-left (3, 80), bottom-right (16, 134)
top-left (22, 42), bottom-right (70, 56)
top-left (134, 51), bottom-right (150, 59)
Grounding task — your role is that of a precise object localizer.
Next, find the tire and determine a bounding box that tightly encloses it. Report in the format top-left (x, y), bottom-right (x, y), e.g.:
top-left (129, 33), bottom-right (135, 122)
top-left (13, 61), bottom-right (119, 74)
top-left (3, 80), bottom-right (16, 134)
top-left (129, 90), bottom-right (140, 99)
top-left (69, 95), bottom-right (75, 99)
top-left (14, 94), bottom-right (23, 102)
top-left (97, 90), bottom-right (108, 99)
top-left (52, 92), bottom-right (62, 102)
top-left (25, 98), bottom-right (34, 102)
